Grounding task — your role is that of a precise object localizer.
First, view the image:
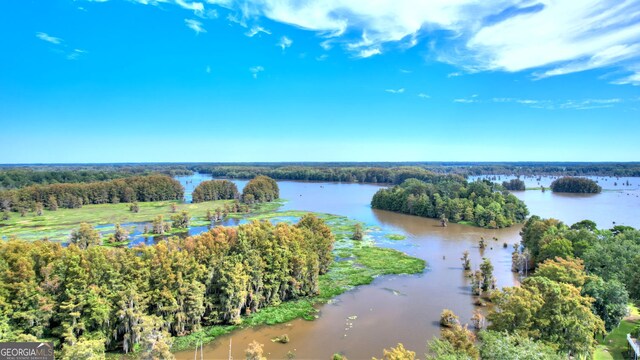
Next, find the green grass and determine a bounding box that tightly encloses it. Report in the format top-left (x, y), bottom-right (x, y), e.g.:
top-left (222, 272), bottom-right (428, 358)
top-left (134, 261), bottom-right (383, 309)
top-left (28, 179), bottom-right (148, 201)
top-left (0, 199), bottom-right (286, 242)
top-left (385, 233), bottom-right (406, 240)
top-left (171, 212), bottom-right (426, 352)
top-left (595, 304), bottom-right (640, 360)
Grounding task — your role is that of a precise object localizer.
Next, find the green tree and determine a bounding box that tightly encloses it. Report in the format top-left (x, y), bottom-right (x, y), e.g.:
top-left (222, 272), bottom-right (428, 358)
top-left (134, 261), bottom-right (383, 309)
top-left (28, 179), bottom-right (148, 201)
top-left (60, 338), bottom-right (106, 360)
top-left (478, 331), bottom-right (563, 360)
top-left (373, 343), bottom-right (416, 360)
top-left (582, 276), bottom-right (629, 331)
top-left (479, 258), bottom-right (494, 292)
top-left (488, 276), bottom-right (605, 357)
top-left (441, 324), bottom-right (479, 360)
top-left (170, 211), bottom-right (190, 229)
top-left (70, 223), bottom-right (101, 249)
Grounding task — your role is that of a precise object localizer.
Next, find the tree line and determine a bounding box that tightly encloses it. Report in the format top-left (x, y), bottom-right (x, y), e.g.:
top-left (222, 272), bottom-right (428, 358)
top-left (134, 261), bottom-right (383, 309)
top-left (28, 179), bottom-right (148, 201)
top-left (550, 176), bottom-right (602, 193)
top-left (192, 165), bottom-right (464, 185)
top-left (0, 215), bottom-right (334, 357)
top-left (371, 178), bottom-right (529, 228)
top-left (0, 165), bottom-right (193, 190)
top-left (0, 175), bottom-right (184, 212)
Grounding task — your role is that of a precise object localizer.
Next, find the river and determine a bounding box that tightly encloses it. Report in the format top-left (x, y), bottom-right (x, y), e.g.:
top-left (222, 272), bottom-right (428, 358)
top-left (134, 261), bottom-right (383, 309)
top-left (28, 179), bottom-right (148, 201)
top-left (171, 174), bottom-right (639, 359)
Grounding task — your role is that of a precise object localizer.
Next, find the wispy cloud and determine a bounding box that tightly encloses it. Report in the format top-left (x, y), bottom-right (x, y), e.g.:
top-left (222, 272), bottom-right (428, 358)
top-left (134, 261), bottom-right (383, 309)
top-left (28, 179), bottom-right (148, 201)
top-left (36, 32), bottom-right (86, 60)
top-left (418, 93), bottom-right (430, 99)
top-left (277, 36), bottom-right (292, 51)
top-left (205, 0), bottom-right (640, 85)
top-left (82, 0), bottom-right (640, 85)
top-left (355, 47), bottom-right (381, 58)
top-left (175, 0), bottom-right (204, 15)
top-left (245, 25), bottom-right (270, 37)
top-left (454, 98), bottom-right (477, 103)
top-left (489, 97), bottom-right (625, 110)
top-left (447, 72), bottom-right (462, 78)
top-left (385, 88), bottom-right (405, 94)
top-left (36, 32), bottom-right (62, 45)
top-left (66, 49), bottom-right (87, 60)
top-left (185, 19), bottom-right (206, 34)
top-left (250, 65), bottom-right (264, 79)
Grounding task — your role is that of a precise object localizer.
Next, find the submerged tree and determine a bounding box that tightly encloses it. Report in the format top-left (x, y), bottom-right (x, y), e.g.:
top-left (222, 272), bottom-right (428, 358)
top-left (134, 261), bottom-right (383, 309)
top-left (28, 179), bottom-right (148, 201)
top-left (352, 223), bottom-right (364, 241)
top-left (112, 223), bottom-right (129, 243)
top-left (152, 215), bottom-right (165, 235)
top-left (480, 258), bottom-right (495, 292)
top-left (440, 309), bottom-right (460, 328)
top-left (70, 223), bottom-right (101, 249)
top-left (246, 340), bottom-right (266, 360)
top-left (461, 251), bottom-right (471, 271)
top-left (171, 211), bottom-right (190, 229)
top-left (373, 343), bottom-right (416, 360)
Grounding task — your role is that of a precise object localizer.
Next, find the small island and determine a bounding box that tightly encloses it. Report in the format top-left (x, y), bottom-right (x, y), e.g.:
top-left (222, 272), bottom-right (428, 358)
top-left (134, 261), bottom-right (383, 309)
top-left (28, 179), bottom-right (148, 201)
top-left (550, 177), bottom-right (602, 194)
top-left (371, 177), bottom-right (529, 228)
top-left (502, 178), bottom-right (526, 191)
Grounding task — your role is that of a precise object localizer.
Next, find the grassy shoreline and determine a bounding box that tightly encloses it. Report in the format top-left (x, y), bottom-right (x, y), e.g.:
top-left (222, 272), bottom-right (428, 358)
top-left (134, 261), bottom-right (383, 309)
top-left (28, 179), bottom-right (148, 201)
top-left (0, 199), bottom-right (285, 242)
top-left (595, 304), bottom-right (640, 360)
top-left (170, 211), bottom-right (426, 353)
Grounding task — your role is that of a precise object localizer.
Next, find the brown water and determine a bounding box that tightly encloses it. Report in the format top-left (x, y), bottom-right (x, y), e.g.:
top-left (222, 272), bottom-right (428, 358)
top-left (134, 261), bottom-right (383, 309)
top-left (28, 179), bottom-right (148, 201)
top-left (174, 177), bottom-right (639, 360)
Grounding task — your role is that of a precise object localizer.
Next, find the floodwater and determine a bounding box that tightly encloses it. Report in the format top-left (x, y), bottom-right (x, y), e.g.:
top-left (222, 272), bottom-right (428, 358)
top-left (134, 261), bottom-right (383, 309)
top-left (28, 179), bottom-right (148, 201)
top-left (471, 175), bottom-right (640, 227)
top-left (171, 173), bottom-right (639, 360)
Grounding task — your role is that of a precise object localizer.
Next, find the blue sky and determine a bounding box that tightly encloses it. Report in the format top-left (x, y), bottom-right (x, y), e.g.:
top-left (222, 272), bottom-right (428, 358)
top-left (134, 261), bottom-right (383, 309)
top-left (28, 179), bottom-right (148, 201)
top-left (0, 0), bottom-right (639, 163)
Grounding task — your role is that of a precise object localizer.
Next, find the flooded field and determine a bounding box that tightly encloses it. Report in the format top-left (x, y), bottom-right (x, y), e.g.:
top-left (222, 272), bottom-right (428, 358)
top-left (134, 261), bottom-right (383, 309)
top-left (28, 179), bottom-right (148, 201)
top-left (174, 174), bottom-right (639, 359)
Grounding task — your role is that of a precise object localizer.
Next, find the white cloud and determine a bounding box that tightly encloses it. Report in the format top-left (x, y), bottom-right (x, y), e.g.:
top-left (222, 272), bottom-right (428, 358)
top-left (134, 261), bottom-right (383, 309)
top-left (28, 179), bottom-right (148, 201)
top-left (316, 54), bottom-right (329, 61)
top-left (80, 0), bottom-right (640, 84)
top-left (185, 19), bottom-right (206, 34)
top-left (399, 69), bottom-right (412, 74)
top-left (385, 88), bottom-right (405, 94)
top-left (245, 25), bottom-right (270, 37)
top-left (36, 32), bottom-right (62, 45)
top-left (612, 72), bottom-right (640, 86)
top-left (454, 98), bottom-right (477, 103)
top-left (418, 93), bottom-right (430, 98)
top-left (319, 40), bottom-right (332, 51)
top-left (277, 36), bottom-right (292, 50)
top-left (66, 49), bottom-right (87, 60)
top-left (447, 72), bottom-right (462, 78)
top-left (355, 47), bottom-right (381, 58)
top-left (202, 0), bottom-right (640, 84)
top-left (250, 65), bottom-right (264, 78)
top-left (176, 0), bottom-right (204, 15)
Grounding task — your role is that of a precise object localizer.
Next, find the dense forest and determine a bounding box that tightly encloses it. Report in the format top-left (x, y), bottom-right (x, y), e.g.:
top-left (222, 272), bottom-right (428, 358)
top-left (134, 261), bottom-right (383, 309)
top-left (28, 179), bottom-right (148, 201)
top-left (0, 175), bottom-right (184, 212)
top-left (371, 178), bottom-right (529, 228)
top-left (0, 215), bottom-right (334, 357)
top-left (0, 165), bottom-right (193, 189)
top-left (502, 179), bottom-right (526, 191)
top-left (188, 162), bottom-right (640, 177)
top-left (1, 163), bottom-right (638, 191)
top-left (191, 180), bottom-right (239, 203)
top-left (194, 165), bottom-right (464, 185)
top-left (550, 177), bottom-right (602, 193)
top-left (242, 175), bottom-right (280, 203)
